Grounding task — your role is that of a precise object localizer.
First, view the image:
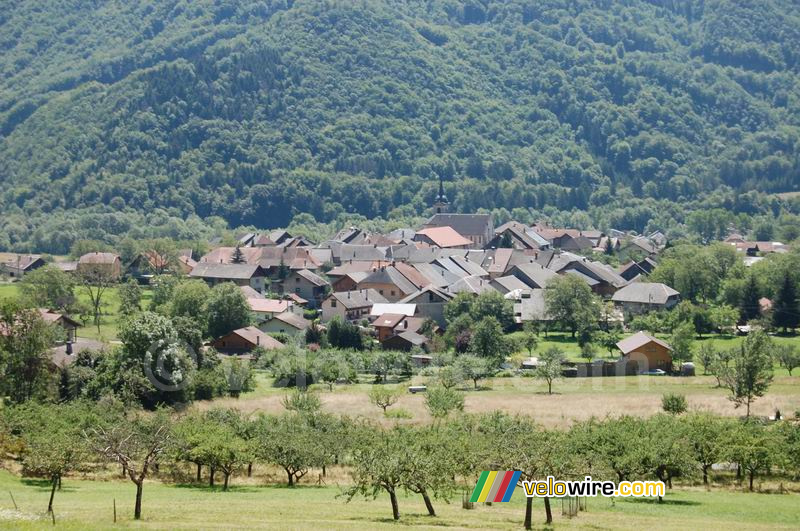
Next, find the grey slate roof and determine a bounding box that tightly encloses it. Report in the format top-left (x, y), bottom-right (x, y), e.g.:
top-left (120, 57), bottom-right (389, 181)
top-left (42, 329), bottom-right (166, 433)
top-left (424, 213), bottom-right (492, 237)
top-left (611, 283), bottom-right (679, 304)
top-left (360, 267), bottom-right (418, 295)
top-left (190, 263), bottom-right (264, 280)
top-left (328, 289), bottom-right (388, 309)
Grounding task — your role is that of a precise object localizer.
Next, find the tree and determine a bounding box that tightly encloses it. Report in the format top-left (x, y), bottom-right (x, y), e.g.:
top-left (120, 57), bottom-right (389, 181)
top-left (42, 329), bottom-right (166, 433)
top-left (710, 304), bottom-right (738, 334)
top-left (281, 389), bottom-right (322, 416)
top-left (470, 291), bottom-right (515, 332)
top-left (206, 282), bottom-right (250, 339)
top-left (398, 426), bottom-right (460, 517)
top-left (661, 393), bottom-right (688, 414)
top-left (697, 342), bottom-right (717, 375)
top-left (454, 354), bottom-right (492, 389)
top-left (77, 262), bottom-right (117, 333)
top-left (231, 245), bottom-right (246, 264)
top-left (86, 409), bottom-right (173, 520)
top-left (368, 385), bottom-right (401, 413)
top-left (719, 331), bottom-right (774, 417)
top-left (683, 413), bottom-right (730, 485)
top-left (326, 316), bottom-right (363, 350)
top-left (189, 414), bottom-right (251, 490)
top-left (521, 321), bottom-right (539, 355)
top-left (15, 402), bottom-right (92, 512)
top-left (725, 421), bottom-right (774, 491)
top-left (119, 278), bottom-right (142, 317)
top-left (313, 349), bottom-right (354, 391)
top-left (168, 279), bottom-right (211, 328)
top-left (255, 414), bottom-right (323, 486)
top-left (775, 344), bottom-right (800, 375)
top-left (544, 275), bottom-right (600, 337)
top-left (535, 347), bottom-right (564, 395)
top-left (424, 387), bottom-right (464, 420)
top-left (443, 292), bottom-right (474, 324)
top-left (772, 272), bottom-right (799, 333)
top-left (670, 322), bottom-right (695, 364)
top-left (0, 301), bottom-right (57, 403)
top-left (597, 328), bottom-right (622, 356)
top-left (346, 424), bottom-right (406, 520)
top-left (469, 316), bottom-right (512, 367)
top-left (18, 265), bottom-right (76, 311)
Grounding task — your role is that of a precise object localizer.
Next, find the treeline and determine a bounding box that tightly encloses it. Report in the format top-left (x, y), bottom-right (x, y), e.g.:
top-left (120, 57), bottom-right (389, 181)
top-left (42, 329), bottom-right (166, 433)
top-left (2, 402), bottom-right (799, 527)
top-left (1, 0), bottom-right (800, 253)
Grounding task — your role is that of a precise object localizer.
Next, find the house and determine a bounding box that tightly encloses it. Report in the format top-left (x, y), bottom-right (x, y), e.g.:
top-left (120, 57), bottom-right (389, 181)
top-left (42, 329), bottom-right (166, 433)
top-left (530, 225), bottom-right (593, 251)
top-left (421, 213), bottom-right (494, 249)
top-left (190, 263), bottom-right (268, 292)
top-left (369, 303), bottom-right (416, 318)
top-left (382, 331), bottom-right (430, 352)
top-left (508, 263), bottom-right (558, 289)
top-left (488, 222), bottom-right (550, 250)
top-left (0, 254), bottom-right (46, 278)
top-left (413, 226), bottom-right (473, 249)
top-left (240, 286), bottom-right (265, 299)
top-left (39, 309), bottom-right (81, 353)
top-left (373, 313), bottom-right (408, 341)
top-left (511, 289), bottom-right (550, 325)
top-left (54, 261), bottom-right (78, 274)
top-left (247, 298), bottom-right (295, 323)
top-left (447, 276), bottom-right (497, 295)
top-left (616, 332), bottom-right (673, 372)
top-left (211, 326), bottom-right (284, 355)
top-left (611, 283), bottom-right (680, 315)
top-left (321, 289), bottom-right (388, 323)
top-left (77, 252), bottom-right (122, 280)
top-left (259, 312), bottom-right (311, 336)
top-left (398, 285), bottom-right (453, 326)
top-left (283, 269), bottom-right (329, 308)
top-left (357, 266), bottom-right (418, 302)
top-left (491, 275), bottom-right (530, 294)
top-left (331, 271), bottom-right (369, 292)
top-left (126, 251), bottom-right (180, 283)
top-left (617, 257), bottom-right (657, 282)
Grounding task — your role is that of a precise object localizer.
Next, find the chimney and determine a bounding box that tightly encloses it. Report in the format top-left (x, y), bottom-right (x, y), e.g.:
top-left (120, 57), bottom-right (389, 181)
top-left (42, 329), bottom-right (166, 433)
top-left (257, 336), bottom-right (260, 346)
top-left (403, 320), bottom-right (408, 329)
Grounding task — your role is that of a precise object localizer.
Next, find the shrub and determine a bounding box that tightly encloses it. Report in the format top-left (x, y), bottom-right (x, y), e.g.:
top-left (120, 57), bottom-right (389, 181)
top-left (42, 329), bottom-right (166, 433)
top-left (662, 393), bottom-right (688, 415)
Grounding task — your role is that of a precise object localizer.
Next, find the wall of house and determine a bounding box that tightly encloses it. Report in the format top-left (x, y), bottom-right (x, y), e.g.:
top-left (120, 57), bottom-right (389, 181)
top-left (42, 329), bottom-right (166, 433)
top-left (356, 281), bottom-right (405, 302)
top-left (624, 343), bottom-right (672, 371)
top-left (212, 335), bottom-right (255, 353)
top-left (259, 320), bottom-right (302, 336)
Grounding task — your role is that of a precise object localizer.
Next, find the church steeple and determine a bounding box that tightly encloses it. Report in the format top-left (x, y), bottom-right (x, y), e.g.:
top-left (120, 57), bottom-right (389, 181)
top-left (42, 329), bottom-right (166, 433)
top-left (434, 173), bottom-right (449, 214)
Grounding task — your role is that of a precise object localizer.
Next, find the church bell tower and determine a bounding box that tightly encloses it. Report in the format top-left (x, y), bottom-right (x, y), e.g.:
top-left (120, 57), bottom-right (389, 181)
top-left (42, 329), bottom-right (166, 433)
top-left (433, 174), bottom-right (449, 214)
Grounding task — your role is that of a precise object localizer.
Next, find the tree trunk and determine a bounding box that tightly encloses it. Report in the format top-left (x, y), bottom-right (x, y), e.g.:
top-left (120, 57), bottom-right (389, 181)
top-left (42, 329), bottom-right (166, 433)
top-left (209, 467), bottom-right (215, 487)
top-left (48, 476), bottom-right (58, 513)
top-left (196, 463), bottom-right (202, 482)
top-left (548, 381), bottom-right (552, 394)
top-left (287, 469), bottom-right (294, 487)
top-left (544, 496), bottom-right (553, 525)
top-left (322, 465), bottom-right (327, 477)
top-left (134, 482), bottom-right (143, 520)
top-left (247, 463), bottom-right (252, 477)
top-left (749, 470), bottom-right (754, 491)
top-left (388, 488), bottom-right (400, 521)
top-left (57, 476), bottom-right (62, 490)
top-left (421, 489), bottom-right (435, 516)
top-left (524, 496), bottom-right (533, 530)
top-left (702, 465), bottom-right (709, 485)
top-left (223, 472), bottom-right (230, 491)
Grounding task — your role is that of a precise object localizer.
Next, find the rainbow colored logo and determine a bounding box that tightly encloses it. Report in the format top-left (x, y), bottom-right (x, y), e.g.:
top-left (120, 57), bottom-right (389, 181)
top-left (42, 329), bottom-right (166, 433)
top-left (470, 471), bottom-right (521, 503)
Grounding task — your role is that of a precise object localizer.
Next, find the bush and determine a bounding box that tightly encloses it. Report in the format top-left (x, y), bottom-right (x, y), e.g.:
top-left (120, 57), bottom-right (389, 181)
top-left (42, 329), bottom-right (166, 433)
top-left (384, 408), bottom-right (413, 419)
top-left (662, 393), bottom-right (688, 415)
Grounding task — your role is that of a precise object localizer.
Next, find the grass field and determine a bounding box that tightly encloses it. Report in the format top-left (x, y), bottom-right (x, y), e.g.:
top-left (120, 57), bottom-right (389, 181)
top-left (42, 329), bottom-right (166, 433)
top-left (1, 469), bottom-right (799, 530)
top-left (0, 282), bottom-right (152, 341)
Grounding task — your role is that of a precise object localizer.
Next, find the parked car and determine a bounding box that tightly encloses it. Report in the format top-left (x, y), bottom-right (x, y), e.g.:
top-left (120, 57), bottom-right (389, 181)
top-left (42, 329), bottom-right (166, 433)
top-left (641, 369), bottom-right (667, 376)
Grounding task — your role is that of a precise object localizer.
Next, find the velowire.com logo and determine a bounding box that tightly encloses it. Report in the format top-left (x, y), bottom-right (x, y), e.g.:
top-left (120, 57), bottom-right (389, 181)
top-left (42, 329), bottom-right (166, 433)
top-left (470, 471), bottom-right (521, 503)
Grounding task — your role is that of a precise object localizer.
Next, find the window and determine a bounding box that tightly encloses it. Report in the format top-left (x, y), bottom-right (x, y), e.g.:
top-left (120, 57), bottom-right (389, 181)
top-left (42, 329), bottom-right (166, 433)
top-left (391, 290), bottom-right (396, 296)
top-left (295, 288), bottom-right (301, 294)
top-left (331, 300), bottom-right (337, 308)
top-left (296, 277), bottom-right (300, 282)
top-left (379, 290), bottom-right (384, 295)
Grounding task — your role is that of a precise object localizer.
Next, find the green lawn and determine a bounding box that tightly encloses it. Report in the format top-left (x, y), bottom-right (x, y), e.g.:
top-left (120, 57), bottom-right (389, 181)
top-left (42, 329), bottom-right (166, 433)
top-left (0, 282), bottom-right (152, 341)
top-left (0, 470), bottom-right (798, 530)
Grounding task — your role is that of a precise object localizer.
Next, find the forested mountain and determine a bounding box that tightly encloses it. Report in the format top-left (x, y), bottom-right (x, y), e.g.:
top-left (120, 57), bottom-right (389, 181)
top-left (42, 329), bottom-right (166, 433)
top-left (1, 0), bottom-right (800, 253)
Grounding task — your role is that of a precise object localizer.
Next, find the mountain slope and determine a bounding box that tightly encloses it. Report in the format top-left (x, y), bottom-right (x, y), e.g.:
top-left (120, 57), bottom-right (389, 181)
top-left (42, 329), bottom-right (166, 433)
top-left (1, 0), bottom-right (799, 253)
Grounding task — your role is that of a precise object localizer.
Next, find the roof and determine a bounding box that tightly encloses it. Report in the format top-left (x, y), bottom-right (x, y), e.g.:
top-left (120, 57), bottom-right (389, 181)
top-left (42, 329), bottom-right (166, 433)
top-left (268, 312), bottom-right (310, 330)
top-left (612, 283), bottom-right (679, 305)
top-left (248, 299), bottom-right (291, 314)
top-left (328, 289), bottom-right (388, 309)
top-left (448, 275), bottom-right (497, 295)
top-left (218, 326), bottom-right (284, 349)
top-left (293, 268), bottom-right (329, 287)
top-left (53, 261), bottom-right (78, 272)
top-left (392, 261), bottom-right (432, 289)
top-left (1, 254), bottom-right (43, 270)
top-left (199, 246), bottom-right (263, 265)
top-left (616, 332), bottom-right (672, 354)
top-left (491, 275), bottom-right (529, 293)
top-left (415, 226), bottom-right (473, 248)
top-left (411, 262), bottom-right (461, 288)
top-left (190, 263), bottom-right (264, 280)
top-left (374, 313), bottom-right (406, 329)
top-left (510, 263), bottom-right (558, 289)
top-left (286, 293), bottom-right (309, 305)
top-left (38, 309), bottom-right (81, 328)
top-left (79, 252), bottom-right (119, 265)
top-left (423, 213), bottom-right (492, 237)
top-left (370, 303), bottom-right (416, 317)
top-left (240, 286), bottom-right (265, 299)
top-left (359, 267), bottom-right (417, 295)
top-left (399, 285), bottom-right (454, 304)
top-left (387, 330), bottom-right (428, 347)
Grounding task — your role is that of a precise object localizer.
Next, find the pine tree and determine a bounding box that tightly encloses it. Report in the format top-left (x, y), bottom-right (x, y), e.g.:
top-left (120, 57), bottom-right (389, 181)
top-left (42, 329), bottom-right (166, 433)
top-left (231, 245), bottom-right (245, 264)
top-left (740, 274), bottom-right (761, 322)
top-left (772, 272), bottom-right (799, 332)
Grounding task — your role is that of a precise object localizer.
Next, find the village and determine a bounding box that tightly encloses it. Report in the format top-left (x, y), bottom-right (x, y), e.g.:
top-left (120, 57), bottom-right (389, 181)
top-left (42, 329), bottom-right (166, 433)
top-left (0, 183), bottom-right (796, 382)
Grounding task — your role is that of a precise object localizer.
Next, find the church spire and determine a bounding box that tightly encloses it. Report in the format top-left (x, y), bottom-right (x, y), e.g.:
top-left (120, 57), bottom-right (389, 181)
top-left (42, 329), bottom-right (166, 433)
top-left (433, 173), bottom-right (449, 214)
